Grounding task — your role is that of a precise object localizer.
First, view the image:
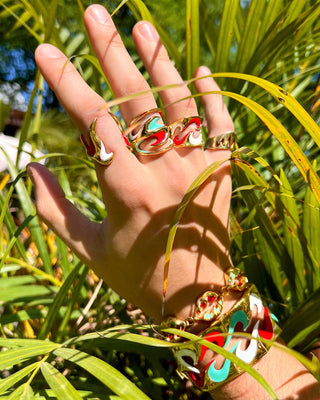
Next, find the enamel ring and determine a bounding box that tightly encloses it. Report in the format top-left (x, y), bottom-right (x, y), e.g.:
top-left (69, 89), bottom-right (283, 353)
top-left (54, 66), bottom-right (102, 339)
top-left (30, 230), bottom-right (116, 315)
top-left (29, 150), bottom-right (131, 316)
top-left (170, 116), bottom-right (204, 147)
top-left (204, 131), bottom-right (237, 151)
top-left (108, 111), bottom-right (132, 151)
top-left (80, 118), bottom-right (114, 166)
top-left (125, 108), bottom-right (174, 155)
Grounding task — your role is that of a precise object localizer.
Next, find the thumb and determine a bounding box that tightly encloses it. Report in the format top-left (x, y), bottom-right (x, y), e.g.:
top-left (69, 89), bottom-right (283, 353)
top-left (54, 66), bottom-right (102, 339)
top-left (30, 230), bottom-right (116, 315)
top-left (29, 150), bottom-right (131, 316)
top-left (27, 162), bottom-right (103, 266)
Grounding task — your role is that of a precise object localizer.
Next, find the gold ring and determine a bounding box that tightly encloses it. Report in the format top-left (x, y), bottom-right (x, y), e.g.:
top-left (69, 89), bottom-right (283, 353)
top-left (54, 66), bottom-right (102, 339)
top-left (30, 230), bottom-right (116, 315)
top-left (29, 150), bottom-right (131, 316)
top-left (204, 131), bottom-right (236, 150)
top-left (125, 108), bottom-right (173, 155)
top-left (170, 116), bottom-right (204, 147)
top-left (80, 118), bottom-right (113, 166)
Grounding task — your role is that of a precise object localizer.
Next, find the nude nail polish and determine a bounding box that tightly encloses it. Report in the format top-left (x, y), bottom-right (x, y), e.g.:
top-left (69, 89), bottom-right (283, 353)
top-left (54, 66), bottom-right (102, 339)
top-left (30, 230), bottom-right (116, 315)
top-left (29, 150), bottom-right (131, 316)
top-left (137, 22), bottom-right (159, 41)
top-left (37, 44), bottom-right (62, 59)
top-left (89, 4), bottom-right (109, 24)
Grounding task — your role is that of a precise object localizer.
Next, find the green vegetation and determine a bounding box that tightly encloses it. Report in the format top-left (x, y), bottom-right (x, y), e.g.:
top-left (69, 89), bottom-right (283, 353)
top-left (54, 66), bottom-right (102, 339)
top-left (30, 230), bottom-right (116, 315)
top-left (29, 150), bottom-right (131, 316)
top-left (1, 0), bottom-right (320, 398)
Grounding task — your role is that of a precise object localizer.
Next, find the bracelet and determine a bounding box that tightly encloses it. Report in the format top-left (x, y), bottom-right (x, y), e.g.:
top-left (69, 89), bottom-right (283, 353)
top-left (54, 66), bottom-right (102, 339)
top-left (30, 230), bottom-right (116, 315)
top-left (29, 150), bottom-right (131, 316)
top-left (171, 284), bottom-right (281, 391)
top-left (161, 267), bottom-right (249, 342)
top-left (159, 269), bottom-right (281, 391)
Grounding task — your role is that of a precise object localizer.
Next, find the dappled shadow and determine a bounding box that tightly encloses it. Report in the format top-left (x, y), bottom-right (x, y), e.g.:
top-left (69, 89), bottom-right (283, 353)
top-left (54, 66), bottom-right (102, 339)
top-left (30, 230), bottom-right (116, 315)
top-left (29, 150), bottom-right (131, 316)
top-left (33, 161), bottom-right (232, 322)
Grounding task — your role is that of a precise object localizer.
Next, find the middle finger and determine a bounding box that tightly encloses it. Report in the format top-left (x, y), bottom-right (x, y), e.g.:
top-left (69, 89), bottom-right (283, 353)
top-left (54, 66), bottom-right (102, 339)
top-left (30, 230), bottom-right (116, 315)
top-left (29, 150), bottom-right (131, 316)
top-left (132, 21), bottom-right (202, 160)
top-left (84, 5), bottom-right (157, 125)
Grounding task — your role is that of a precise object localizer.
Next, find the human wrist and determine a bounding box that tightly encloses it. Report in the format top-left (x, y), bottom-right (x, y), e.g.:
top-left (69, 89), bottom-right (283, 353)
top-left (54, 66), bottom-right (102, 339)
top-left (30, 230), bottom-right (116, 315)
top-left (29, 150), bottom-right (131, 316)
top-left (160, 267), bottom-right (250, 339)
top-left (160, 275), bottom-right (281, 393)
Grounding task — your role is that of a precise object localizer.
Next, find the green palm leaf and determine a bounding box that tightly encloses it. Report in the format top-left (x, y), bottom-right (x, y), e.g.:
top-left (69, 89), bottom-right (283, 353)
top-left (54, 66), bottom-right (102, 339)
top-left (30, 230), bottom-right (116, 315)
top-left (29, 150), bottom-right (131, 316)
top-left (7, 384), bottom-right (35, 400)
top-left (0, 341), bottom-right (59, 370)
top-left (37, 261), bottom-right (83, 340)
top-left (0, 362), bottom-right (39, 395)
top-left (53, 347), bottom-right (151, 400)
top-left (41, 362), bottom-right (82, 400)
top-left (215, 0), bottom-right (239, 72)
top-left (186, 0), bottom-right (200, 79)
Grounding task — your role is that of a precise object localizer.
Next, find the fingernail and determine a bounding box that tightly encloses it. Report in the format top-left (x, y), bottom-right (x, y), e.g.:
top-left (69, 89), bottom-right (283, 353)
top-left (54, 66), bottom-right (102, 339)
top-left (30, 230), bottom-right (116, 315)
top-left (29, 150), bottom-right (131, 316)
top-left (198, 66), bottom-right (211, 76)
top-left (89, 4), bottom-right (109, 24)
top-left (137, 21), bottom-right (159, 41)
top-left (37, 44), bottom-right (62, 59)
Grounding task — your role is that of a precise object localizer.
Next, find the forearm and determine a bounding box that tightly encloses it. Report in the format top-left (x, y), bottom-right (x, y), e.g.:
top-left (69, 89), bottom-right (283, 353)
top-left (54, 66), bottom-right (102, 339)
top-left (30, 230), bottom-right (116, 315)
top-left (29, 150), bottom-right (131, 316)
top-left (167, 274), bottom-right (320, 400)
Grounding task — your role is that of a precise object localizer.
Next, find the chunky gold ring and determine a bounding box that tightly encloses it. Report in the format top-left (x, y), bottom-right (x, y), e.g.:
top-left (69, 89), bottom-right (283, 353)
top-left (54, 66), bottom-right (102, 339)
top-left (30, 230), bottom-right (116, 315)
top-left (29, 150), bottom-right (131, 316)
top-left (170, 116), bottom-right (204, 147)
top-left (80, 118), bottom-right (113, 166)
top-left (204, 131), bottom-right (236, 151)
top-left (125, 108), bottom-right (173, 155)
top-left (108, 111), bottom-right (132, 151)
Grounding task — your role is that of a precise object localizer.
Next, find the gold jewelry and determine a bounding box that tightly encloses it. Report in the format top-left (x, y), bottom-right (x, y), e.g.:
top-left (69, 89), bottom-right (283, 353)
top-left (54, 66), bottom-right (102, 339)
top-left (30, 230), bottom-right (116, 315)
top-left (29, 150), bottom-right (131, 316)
top-left (125, 109), bottom-right (173, 155)
top-left (170, 116), bottom-right (204, 147)
top-left (108, 111), bottom-right (133, 151)
top-left (80, 118), bottom-right (113, 166)
top-left (204, 131), bottom-right (237, 150)
top-left (173, 284), bottom-right (281, 391)
top-left (161, 268), bottom-right (248, 341)
top-left (158, 268), bottom-right (280, 391)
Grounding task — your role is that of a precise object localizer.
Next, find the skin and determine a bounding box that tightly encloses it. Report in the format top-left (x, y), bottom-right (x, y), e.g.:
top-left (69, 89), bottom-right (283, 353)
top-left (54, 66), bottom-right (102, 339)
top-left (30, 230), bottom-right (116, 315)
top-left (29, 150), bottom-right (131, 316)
top-left (27, 4), bottom-right (320, 399)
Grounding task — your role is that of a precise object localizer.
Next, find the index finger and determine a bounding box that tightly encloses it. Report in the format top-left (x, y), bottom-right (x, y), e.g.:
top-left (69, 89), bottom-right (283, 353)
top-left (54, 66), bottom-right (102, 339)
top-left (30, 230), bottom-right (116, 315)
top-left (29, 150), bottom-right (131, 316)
top-left (34, 44), bottom-right (138, 201)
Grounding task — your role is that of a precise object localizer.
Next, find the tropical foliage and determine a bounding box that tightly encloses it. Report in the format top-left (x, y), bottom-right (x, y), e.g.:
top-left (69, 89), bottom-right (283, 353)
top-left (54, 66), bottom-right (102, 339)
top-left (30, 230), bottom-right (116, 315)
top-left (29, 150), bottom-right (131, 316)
top-left (1, 0), bottom-right (320, 399)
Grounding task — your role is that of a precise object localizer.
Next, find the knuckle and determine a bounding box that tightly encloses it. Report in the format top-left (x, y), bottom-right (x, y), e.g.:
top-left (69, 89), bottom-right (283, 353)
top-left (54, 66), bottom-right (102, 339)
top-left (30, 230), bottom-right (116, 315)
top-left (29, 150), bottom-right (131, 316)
top-left (116, 74), bottom-right (150, 98)
top-left (104, 28), bottom-right (124, 49)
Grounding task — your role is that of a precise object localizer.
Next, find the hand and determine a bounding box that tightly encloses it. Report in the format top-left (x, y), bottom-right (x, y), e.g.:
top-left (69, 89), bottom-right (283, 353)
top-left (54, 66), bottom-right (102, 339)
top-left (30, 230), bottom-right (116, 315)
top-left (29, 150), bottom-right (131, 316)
top-left (28, 4), bottom-right (235, 322)
top-left (26, 6), bottom-right (320, 398)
